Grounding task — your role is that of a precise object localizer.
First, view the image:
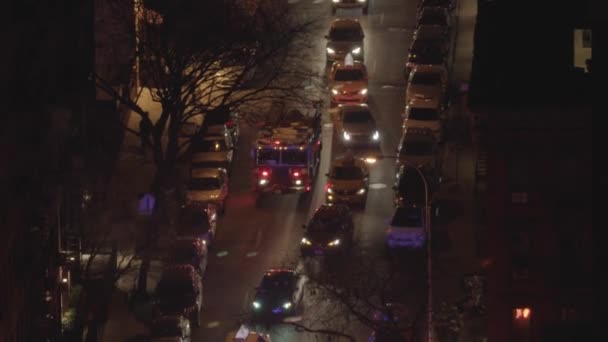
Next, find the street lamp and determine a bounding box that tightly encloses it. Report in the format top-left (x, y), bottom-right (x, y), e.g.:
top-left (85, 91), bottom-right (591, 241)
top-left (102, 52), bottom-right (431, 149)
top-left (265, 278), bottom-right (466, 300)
top-left (379, 156), bottom-right (434, 342)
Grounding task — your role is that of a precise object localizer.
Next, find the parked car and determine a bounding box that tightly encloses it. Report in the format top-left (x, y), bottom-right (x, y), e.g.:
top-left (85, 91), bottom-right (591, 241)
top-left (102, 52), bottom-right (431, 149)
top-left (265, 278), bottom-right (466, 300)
top-left (386, 206), bottom-right (426, 249)
top-left (332, 104), bottom-right (381, 148)
top-left (251, 268), bottom-right (306, 318)
top-left (405, 65), bottom-right (448, 107)
top-left (150, 315), bottom-right (191, 342)
top-left (185, 168), bottom-right (229, 215)
top-left (325, 19), bottom-right (365, 63)
top-left (155, 265), bottom-right (203, 327)
top-left (301, 204), bottom-right (354, 256)
top-left (417, 6), bottom-right (451, 30)
top-left (203, 105), bottom-right (240, 145)
top-left (404, 40), bottom-right (447, 77)
top-left (402, 97), bottom-right (444, 141)
top-left (393, 164), bottom-right (441, 216)
top-left (190, 126), bottom-right (235, 174)
top-left (176, 204), bottom-right (217, 246)
top-left (331, 0), bottom-right (369, 15)
top-left (396, 127), bottom-right (441, 172)
top-left (328, 59), bottom-right (369, 105)
top-left (166, 237), bottom-right (208, 277)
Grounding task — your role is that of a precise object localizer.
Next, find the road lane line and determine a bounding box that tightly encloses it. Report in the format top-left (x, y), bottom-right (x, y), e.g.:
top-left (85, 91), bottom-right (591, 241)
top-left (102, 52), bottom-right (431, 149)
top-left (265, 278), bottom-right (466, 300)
top-left (206, 321), bottom-right (220, 328)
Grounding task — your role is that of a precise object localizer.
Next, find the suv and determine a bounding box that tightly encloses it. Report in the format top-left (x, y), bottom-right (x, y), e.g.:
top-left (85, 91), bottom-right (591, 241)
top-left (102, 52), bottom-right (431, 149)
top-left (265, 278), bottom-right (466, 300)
top-left (185, 168), bottom-right (229, 215)
top-left (190, 125), bottom-right (235, 174)
top-left (328, 60), bottom-right (369, 105)
top-left (402, 98), bottom-right (443, 141)
top-left (331, 0), bottom-right (369, 15)
top-left (166, 237), bottom-right (208, 277)
top-left (396, 127), bottom-right (440, 172)
top-left (155, 265), bottom-right (203, 327)
top-left (325, 154), bottom-right (370, 206)
top-left (333, 104), bottom-right (381, 148)
top-left (325, 19), bottom-right (365, 63)
top-left (176, 204), bottom-right (217, 246)
top-left (300, 204), bottom-right (354, 256)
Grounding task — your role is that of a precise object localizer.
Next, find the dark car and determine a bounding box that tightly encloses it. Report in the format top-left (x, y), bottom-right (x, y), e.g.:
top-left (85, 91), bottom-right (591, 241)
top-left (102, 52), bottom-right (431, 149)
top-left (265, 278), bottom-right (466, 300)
top-left (203, 105), bottom-right (240, 145)
top-left (404, 41), bottom-right (447, 77)
top-left (251, 268), bottom-right (305, 318)
top-left (300, 204), bottom-right (354, 256)
top-left (176, 204), bottom-right (217, 246)
top-left (166, 237), bottom-right (208, 277)
top-left (155, 265), bottom-right (203, 327)
top-left (393, 164), bottom-right (439, 207)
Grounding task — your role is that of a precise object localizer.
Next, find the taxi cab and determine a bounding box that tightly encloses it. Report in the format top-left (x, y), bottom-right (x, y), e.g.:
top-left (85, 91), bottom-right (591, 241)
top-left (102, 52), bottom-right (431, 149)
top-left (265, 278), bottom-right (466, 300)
top-left (328, 55), bottom-right (368, 105)
top-left (185, 168), bottom-right (229, 215)
top-left (225, 325), bottom-right (271, 342)
top-left (325, 153), bottom-right (370, 206)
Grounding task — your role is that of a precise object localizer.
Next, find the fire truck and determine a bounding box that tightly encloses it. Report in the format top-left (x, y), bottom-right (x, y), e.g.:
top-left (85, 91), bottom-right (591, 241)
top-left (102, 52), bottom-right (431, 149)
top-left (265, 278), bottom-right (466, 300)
top-left (252, 102), bottom-right (322, 200)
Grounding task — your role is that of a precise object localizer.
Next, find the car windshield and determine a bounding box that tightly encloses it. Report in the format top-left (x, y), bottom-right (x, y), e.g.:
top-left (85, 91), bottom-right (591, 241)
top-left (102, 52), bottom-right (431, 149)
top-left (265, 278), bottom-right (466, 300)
top-left (408, 108), bottom-right (439, 120)
top-left (332, 166), bottom-right (365, 180)
top-left (157, 277), bottom-right (195, 296)
top-left (192, 139), bottom-right (227, 152)
top-left (334, 69), bottom-right (364, 81)
top-left (260, 274), bottom-right (294, 291)
top-left (189, 177), bottom-right (221, 190)
top-left (329, 27), bottom-right (362, 41)
top-left (343, 110), bottom-right (373, 123)
top-left (257, 149), bottom-right (280, 165)
top-left (411, 72), bottom-right (442, 85)
top-left (392, 207), bottom-right (423, 227)
top-left (419, 12), bottom-right (447, 26)
top-left (282, 150), bottom-right (308, 165)
top-left (400, 141), bottom-right (433, 155)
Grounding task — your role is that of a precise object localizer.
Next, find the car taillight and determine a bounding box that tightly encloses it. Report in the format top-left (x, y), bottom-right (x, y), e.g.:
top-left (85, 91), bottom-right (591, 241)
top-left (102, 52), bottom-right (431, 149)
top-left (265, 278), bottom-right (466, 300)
top-left (290, 168), bottom-right (307, 177)
top-left (225, 120), bottom-right (235, 127)
top-left (258, 169), bottom-right (271, 177)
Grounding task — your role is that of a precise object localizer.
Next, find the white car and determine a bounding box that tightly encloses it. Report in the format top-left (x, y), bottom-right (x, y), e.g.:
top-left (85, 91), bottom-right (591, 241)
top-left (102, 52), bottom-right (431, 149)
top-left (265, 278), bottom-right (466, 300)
top-left (402, 98), bottom-right (443, 141)
top-left (386, 206), bottom-right (426, 249)
top-left (186, 168), bottom-right (229, 215)
top-left (405, 65), bottom-right (448, 106)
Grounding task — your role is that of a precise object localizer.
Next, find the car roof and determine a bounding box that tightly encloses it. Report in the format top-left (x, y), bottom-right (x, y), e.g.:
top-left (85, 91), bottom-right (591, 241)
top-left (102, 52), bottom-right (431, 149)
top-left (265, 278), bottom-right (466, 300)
top-left (331, 155), bottom-right (367, 169)
top-left (313, 204), bottom-right (350, 218)
top-left (330, 18), bottom-right (361, 29)
top-left (190, 168), bottom-right (223, 179)
top-left (402, 129), bottom-right (436, 142)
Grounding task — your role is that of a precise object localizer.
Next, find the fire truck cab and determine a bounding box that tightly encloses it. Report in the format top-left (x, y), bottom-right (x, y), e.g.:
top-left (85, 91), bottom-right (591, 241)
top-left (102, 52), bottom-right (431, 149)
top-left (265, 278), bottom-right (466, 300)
top-left (252, 105), bottom-right (322, 199)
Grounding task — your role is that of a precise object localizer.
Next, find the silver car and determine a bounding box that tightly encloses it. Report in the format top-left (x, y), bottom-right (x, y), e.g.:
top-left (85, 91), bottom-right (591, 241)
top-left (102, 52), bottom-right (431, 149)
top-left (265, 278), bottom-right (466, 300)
top-left (325, 19), bottom-right (365, 63)
top-left (333, 104), bottom-right (380, 148)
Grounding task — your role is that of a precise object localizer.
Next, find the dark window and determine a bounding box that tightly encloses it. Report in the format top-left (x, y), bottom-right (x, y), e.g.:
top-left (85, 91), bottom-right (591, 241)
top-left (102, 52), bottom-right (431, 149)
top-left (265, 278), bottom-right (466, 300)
top-left (282, 150), bottom-right (308, 165)
top-left (329, 27), bottom-right (362, 41)
top-left (343, 110), bottom-right (373, 123)
top-left (257, 149), bottom-right (280, 165)
top-left (408, 108), bottom-right (439, 120)
top-left (411, 72), bottom-right (442, 85)
top-left (419, 12), bottom-right (447, 26)
top-left (400, 141), bottom-right (433, 155)
top-left (332, 166), bottom-right (365, 180)
top-left (189, 177), bottom-right (221, 190)
top-left (334, 69), bottom-right (364, 81)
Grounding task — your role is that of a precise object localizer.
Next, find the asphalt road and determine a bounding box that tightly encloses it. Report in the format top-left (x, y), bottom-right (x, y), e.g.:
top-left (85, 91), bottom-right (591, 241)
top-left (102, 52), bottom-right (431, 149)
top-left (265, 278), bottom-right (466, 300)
top-left (193, 0), bottom-right (428, 341)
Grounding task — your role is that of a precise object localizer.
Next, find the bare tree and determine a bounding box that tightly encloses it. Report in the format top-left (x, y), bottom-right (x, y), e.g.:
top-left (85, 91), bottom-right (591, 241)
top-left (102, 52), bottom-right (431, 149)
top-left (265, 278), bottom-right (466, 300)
top-left (91, 0), bottom-right (320, 193)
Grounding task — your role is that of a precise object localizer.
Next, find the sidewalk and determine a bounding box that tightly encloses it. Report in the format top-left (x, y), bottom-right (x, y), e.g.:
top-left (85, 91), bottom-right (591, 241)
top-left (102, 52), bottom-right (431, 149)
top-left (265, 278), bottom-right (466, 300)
top-left (432, 0), bottom-right (484, 340)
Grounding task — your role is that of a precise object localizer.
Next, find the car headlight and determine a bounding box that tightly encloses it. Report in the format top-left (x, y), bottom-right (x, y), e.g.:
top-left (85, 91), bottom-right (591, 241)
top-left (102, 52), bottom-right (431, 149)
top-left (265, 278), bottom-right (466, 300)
top-left (252, 301), bottom-right (261, 309)
top-left (283, 302), bottom-right (293, 309)
top-left (327, 187), bottom-right (333, 194)
top-left (357, 188), bottom-right (366, 195)
top-left (259, 179), bottom-right (267, 185)
top-left (331, 88), bottom-right (339, 95)
top-left (359, 88), bottom-right (368, 95)
top-left (372, 130), bottom-right (380, 140)
top-left (328, 239), bottom-right (340, 247)
top-left (326, 47), bottom-right (336, 54)
top-left (301, 237), bottom-right (312, 245)
top-left (357, 0), bottom-right (366, 2)
top-left (351, 47), bottom-right (361, 54)
top-left (343, 131), bottom-right (351, 141)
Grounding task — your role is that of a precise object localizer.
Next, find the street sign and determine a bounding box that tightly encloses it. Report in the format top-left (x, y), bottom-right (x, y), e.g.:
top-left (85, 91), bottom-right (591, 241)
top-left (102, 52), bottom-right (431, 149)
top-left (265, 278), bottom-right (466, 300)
top-left (138, 193), bottom-right (155, 216)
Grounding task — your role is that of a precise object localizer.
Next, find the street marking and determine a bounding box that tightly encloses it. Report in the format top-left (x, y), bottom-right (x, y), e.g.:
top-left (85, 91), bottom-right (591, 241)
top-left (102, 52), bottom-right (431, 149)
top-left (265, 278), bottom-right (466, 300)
top-left (216, 250), bottom-right (229, 257)
top-left (381, 84), bottom-right (400, 89)
top-left (323, 123), bottom-right (334, 128)
top-left (283, 315), bottom-right (303, 323)
top-left (206, 321), bottom-right (220, 328)
top-left (246, 251), bottom-right (258, 258)
top-left (369, 183), bottom-right (387, 189)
